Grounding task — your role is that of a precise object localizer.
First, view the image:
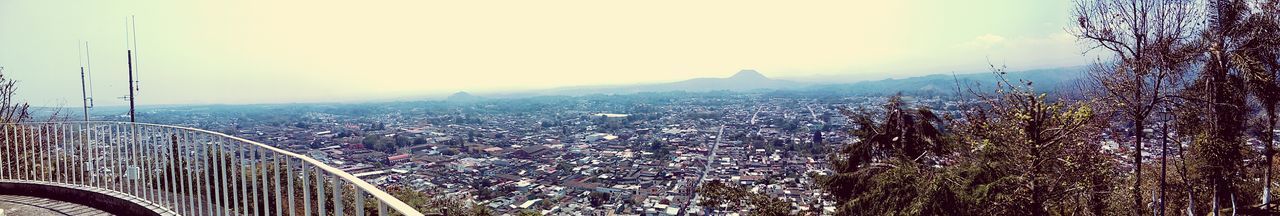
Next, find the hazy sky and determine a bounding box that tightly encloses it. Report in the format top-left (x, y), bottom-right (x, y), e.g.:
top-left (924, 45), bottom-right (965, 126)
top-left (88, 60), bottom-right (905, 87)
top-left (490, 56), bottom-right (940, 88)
top-left (0, 0), bottom-right (1103, 107)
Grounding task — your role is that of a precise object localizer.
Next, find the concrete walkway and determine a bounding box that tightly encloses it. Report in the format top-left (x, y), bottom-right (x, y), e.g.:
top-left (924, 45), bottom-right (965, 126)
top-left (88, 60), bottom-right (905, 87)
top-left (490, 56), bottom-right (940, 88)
top-left (0, 194), bottom-right (112, 216)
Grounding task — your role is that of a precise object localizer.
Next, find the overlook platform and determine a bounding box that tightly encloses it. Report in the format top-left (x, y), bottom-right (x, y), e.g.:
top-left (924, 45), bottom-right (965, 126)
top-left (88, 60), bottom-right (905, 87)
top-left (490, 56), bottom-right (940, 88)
top-left (0, 180), bottom-right (171, 215)
top-left (0, 194), bottom-right (109, 216)
top-left (0, 121), bottom-right (423, 216)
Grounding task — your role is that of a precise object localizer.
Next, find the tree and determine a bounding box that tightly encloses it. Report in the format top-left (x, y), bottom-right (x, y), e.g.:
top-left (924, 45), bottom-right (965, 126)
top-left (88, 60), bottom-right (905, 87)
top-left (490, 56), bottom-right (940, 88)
top-left (818, 95), bottom-right (957, 215)
top-left (1225, 0), bottom-right (1280, 208)
top-left (950, 66), bottom-right (1114, 215)
top-left (588, 192), bottom-right (610, 207)
top-left (812, 130), bottom-right (824, 145)
top-left (1074, 0), bottom-right (1202, 213)
top-left (386, 186), bottom-right (493, 216)
top-left (1169, 0), bottom-right (1279, 212)
top-left (651, 140), bottom-right (670, 159)
top-left (0, 68), bottom-right (29, 123)
top-left (0, 68), bottom-right (32, 181)
top-left (697, 180), bottom-right (794, 215)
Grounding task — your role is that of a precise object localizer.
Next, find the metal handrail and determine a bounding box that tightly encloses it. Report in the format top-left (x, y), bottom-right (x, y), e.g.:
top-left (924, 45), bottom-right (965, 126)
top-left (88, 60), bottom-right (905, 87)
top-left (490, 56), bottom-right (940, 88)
top-left (0, 121), bottom-right (424, 216)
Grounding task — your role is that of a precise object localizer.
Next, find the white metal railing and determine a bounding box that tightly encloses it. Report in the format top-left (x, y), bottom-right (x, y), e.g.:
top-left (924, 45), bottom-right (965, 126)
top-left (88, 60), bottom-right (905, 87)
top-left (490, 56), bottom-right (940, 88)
top-left (0, 121), bottom-right (424, 216)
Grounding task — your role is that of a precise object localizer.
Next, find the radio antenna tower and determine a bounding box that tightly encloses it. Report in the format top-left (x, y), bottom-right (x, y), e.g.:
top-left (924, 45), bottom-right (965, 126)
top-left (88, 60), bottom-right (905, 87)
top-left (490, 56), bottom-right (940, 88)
top-left (79, 41), bottom-right (95, 121)
top-left (124, 15), bottom-right (140, 122)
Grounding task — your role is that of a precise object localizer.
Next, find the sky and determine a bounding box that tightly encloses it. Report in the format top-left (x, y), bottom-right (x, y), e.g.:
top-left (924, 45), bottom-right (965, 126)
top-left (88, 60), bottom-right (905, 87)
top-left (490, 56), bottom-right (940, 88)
top-left (0, 0), bottom-right (1105, 107)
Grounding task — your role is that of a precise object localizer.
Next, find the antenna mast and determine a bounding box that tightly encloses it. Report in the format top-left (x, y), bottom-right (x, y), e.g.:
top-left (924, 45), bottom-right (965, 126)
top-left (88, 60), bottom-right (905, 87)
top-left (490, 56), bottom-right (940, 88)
top-left (79, 41), bottom-right (94, 121)
top-left (124, 16), bottom-right (138, 123)
top-left (127, 50), bottom-right (135, 122)
top-left (131, 15), bottom-right (140, 91)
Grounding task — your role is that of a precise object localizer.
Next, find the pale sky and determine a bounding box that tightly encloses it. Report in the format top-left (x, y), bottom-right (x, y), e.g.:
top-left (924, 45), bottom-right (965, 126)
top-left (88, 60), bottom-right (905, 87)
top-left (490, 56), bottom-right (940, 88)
top-left (0, 0), bottom-right (1101, 106)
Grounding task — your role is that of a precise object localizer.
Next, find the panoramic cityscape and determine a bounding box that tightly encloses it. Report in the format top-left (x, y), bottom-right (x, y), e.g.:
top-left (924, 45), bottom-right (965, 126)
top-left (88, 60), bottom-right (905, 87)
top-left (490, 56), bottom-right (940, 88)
top-left (2, 0), bottom-right (1280, 216)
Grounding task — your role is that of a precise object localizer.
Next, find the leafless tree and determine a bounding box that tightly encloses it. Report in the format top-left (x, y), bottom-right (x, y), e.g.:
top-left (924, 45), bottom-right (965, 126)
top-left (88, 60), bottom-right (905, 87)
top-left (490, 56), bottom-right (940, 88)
top-left (0, 67), bottom-right (30, 123)
top-left (1073, 0), bottom-right (1203, 214)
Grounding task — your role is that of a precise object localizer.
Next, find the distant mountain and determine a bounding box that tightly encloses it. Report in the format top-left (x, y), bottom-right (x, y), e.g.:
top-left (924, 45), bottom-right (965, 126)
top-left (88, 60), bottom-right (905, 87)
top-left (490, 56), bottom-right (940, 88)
top-left (806, 66), bottom-right (1088, 95)
top-left (644, 69), bottom-right (803, 92)
top-left (540, 69), bottom-right (805, 95)
top-left (463, 66), bottom-right (1088, 98)
top-left (445, 91), bottom-right (485, 102)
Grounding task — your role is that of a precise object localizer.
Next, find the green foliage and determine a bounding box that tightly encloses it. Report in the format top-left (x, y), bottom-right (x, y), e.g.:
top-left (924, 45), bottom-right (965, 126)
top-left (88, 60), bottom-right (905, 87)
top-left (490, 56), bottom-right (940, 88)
top-left (819, 72), bottom-right (1117, 215)
top-left (949, 69), bottom-right (1113, 215)
top-left (387, 186), bottom-right (494, 216)
top-left (697, 180), bottom-right (794, 216)
top-left (819, 95), bottom-right (959, 215)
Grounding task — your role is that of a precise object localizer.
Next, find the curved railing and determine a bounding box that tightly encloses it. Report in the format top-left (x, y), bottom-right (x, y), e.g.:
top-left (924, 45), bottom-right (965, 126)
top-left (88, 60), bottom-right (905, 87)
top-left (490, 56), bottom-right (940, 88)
top-left (0, 121), bottom-right (424, 216)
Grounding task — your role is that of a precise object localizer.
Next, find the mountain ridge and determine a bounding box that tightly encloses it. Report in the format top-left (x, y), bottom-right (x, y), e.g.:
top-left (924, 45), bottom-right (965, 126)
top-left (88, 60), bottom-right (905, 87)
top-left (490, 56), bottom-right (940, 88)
top-left (530, 69), bottom-right (802, 96)
top-left (450, 66), bottom-right (1089, 99)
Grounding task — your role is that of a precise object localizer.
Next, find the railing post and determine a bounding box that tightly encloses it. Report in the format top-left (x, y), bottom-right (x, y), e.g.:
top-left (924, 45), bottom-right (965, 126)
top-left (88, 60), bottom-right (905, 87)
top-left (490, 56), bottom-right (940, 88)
top-left (121, 123), bottom-right (130, 196)
top-left (251, 146), bottom-right (261, 216)
top-left (131, 123), bottom-right (142, 199)
top-left (146, 125), bottom-right (158, 207)
top-left (317, 167), bottom-right (326, 216)
top-left (259, 147), bottom-right (269, 216)
top-left (240, 140), bottom-right (250, 215)
top-left (218, 136), bottom-right (231, 216)
top-left (288, 158), bottom-right (297, 216)
top-left (94, 123), bottom-right (103, 189)
top-left (379, 201), bottom-right (388, 216)
top-left (4, 124), bottom-right (11, 180)
top-left (22, 124), bottom-right (31, 180)
top-left (187, 130), bottom-right (198, 215)
top-left (121, 123), bottom-right (129, 193)
top-left (105, 123), bottom-right (113, 191)
top-left (334, 176), bottom-right (344, 216)
top-left (183, 130), bottom-right (197, 215)
top-left (1, 124), bottom-right (7, 180)
top-left (114, 123), bottom-right (123, 192)
top-left (275, 151), bottom-right (284, 216)
top-left (152, 126), bottom-right (163, 208)
top-left (9, 124), bottom-right (15, 180)
top-left (168, 127), bottom-right (180, 211)
top-left (39, 124), bottom-right (46, 182)
top-left (203, 133), bottom-right (215, 216)
top-left (81, 123), bottom-right (90, 188)
top-left (46, 123), bottom-right (54, 183)
top-left (29, 123), bottom-right (38, 181)
top-left (64, 123), bottom-right (72, 184)
top-left (356, 190), bottom-right (366, 216)
top-left (76, 123), bottom-right (83, 187)
top-left (2, 124), bottom-right (9, 180)
top-left (58, 123), bottom-right (67, 184)
top-left (303, 162), bottom-right (312, 216)
top-left (58, 123), bottom-right (66, 184)
top-left (39, 123), bottom-right (45, 182)
top-left (14, 124), bottom-right (21, 180)
top-left (46, 124), bottom-right (53, 182)
top-left (37, 124), bottom-right (44, 182)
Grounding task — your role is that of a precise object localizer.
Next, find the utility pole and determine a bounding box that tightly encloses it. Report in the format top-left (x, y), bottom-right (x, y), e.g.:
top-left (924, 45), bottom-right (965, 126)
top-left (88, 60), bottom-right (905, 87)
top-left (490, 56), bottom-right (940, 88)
top-left (80, 67), bottom-right (89, 121)
top-left (127, 50), bottom-right (135, 123)
top-left (124, 15), bottom-right (139, 123)
top-left (80, 42), bottom-right (94, 121)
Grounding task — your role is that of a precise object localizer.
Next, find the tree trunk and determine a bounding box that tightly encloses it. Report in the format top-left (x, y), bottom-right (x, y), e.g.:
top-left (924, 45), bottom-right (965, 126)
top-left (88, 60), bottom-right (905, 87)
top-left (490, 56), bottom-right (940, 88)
top-left (1134, 67), bottom-right (1147, 215)
top-left (1176, 124), bottom-right (1194, 215)
top-left (1266, 108), bottom-right (1277, 211)
top-left (1136, 116), bottom-right (1146, 215)
top-left (1161, 121), bottom-right (1168, 216)
top-left (1213, 181), bottom-right (1220, 216)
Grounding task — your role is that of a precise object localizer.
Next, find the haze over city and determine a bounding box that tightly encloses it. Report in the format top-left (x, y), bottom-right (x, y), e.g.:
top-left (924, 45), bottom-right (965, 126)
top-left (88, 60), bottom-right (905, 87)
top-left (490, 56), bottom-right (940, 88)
top-left (1, 0), bottom-right (1097, 106)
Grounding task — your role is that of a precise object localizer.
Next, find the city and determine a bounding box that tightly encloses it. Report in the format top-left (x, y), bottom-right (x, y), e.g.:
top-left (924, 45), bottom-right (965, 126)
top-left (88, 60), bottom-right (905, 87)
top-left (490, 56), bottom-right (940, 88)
top-left (115, 87), bottom-right (923, 215)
